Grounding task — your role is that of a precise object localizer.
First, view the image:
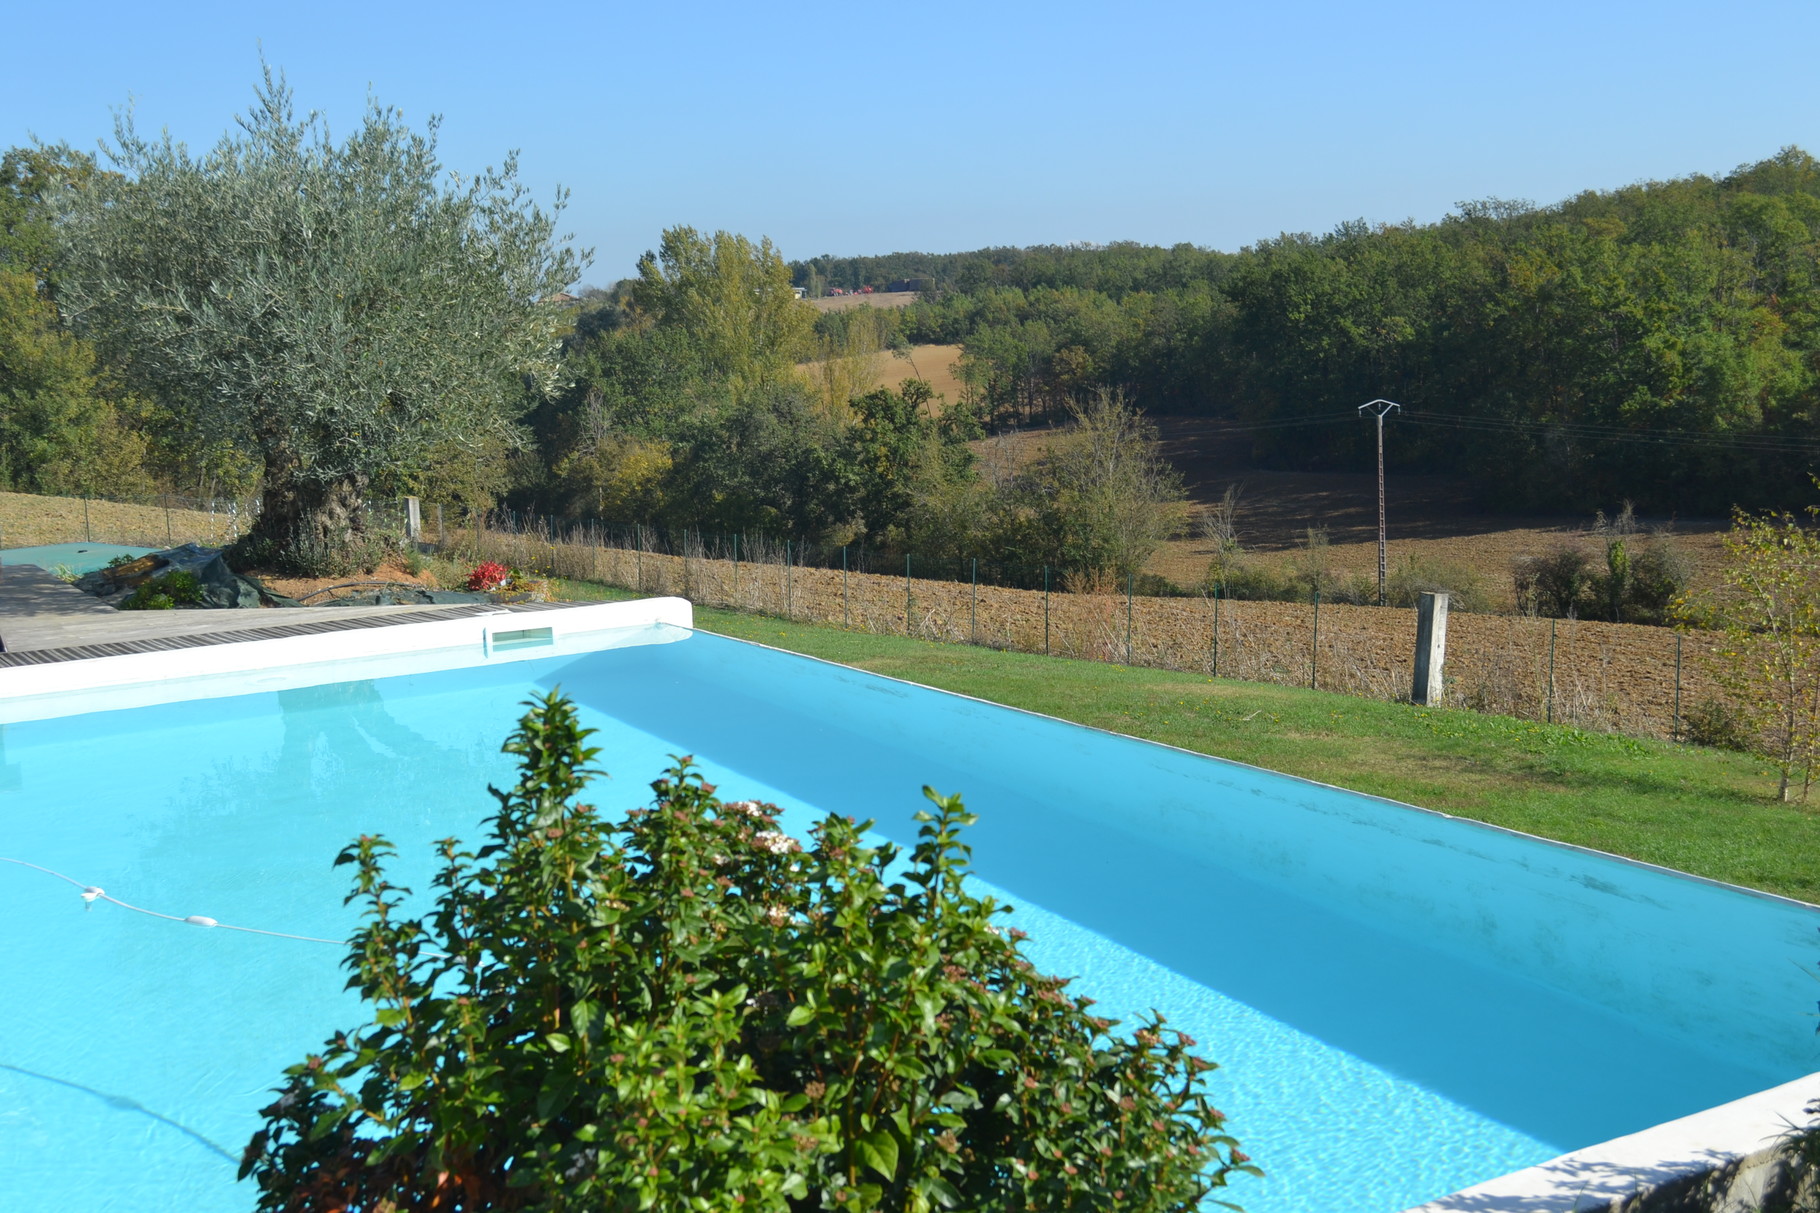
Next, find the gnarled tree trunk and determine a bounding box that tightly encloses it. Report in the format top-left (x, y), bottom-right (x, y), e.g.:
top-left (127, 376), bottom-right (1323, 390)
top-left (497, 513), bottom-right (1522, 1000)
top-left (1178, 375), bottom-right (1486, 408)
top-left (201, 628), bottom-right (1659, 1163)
top-left (248, 449), bottom-right (372, 574)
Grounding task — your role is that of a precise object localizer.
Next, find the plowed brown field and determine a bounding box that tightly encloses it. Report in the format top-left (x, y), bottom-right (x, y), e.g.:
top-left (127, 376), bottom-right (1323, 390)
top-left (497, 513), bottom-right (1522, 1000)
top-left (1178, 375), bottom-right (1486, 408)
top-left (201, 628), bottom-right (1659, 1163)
top-left (973, 418), bottom-right (1732, 610)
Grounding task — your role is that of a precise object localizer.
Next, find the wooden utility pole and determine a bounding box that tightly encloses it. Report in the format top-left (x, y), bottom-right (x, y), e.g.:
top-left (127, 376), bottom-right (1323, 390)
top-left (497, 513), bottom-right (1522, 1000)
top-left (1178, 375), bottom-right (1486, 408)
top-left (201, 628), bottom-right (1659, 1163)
top-left (1358, 399), bottom-right (1402, 605)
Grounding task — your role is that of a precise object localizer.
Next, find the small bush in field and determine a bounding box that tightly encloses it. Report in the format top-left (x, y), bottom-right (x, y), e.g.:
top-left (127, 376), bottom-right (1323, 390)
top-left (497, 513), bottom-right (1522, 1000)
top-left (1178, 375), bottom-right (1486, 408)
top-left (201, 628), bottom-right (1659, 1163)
top-left (240, 692), bottom-right (1256, 1212)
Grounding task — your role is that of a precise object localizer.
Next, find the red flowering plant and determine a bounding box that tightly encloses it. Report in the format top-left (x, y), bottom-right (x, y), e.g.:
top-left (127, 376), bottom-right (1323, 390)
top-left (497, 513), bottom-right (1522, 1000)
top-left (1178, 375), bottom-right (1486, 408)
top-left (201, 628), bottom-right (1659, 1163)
top-left (464, 560), bottom-right (510, 592)
top-left (240, 692), bottom-right (1258, 1212)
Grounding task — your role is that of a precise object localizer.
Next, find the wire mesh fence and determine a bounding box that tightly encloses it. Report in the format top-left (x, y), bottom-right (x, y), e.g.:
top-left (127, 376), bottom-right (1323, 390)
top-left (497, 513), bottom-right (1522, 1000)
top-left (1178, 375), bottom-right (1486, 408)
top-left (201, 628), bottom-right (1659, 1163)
top-left (443, 508), bottom-right (1720, 744)
top-left (0, 488), bottom-right (259, 551)
top-left (0, 488), bottom-right (1723, 743)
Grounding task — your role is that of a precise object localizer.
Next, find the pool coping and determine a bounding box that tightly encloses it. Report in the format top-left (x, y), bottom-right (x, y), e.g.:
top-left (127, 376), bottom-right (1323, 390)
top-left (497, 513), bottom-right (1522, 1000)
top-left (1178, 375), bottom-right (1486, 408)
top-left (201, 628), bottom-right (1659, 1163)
top-left (0, 597), bottom-right (694, 720)
top-left (0, 599), bottom-right (573, 666)
top-left (697, 627), bottom-right (1820, 1212)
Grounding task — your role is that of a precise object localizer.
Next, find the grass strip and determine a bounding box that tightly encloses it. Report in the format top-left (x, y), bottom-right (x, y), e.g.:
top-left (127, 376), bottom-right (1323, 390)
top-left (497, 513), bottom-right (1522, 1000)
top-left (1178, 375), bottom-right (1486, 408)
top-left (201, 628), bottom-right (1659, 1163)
top-left (554, 578), bottom-right (1820, 902)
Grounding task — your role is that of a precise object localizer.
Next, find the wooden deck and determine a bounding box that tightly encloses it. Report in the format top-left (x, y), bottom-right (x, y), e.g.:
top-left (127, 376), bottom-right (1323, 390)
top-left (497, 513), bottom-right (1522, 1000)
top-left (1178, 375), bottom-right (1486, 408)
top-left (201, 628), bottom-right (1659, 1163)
top-left (0, 562), bottom-right (570, 663)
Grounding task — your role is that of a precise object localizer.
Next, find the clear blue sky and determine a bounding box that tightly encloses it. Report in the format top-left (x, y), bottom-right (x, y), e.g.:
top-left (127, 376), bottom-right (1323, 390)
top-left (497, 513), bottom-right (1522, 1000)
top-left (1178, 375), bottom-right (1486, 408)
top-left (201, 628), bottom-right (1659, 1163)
top-left (7, 0), bottom-right (1818, 285)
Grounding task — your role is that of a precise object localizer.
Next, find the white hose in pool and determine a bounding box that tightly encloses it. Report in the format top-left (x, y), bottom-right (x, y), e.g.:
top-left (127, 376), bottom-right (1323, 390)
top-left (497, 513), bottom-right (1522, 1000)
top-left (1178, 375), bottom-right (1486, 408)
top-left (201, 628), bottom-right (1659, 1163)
top-left (1, 856), bottom-right (343, 945)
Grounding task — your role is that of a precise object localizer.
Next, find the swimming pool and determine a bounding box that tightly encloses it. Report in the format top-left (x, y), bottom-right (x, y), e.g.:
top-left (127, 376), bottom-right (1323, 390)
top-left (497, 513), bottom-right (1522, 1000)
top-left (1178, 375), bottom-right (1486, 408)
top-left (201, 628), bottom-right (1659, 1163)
top-left (2, 616), bottom-right (1817, 1212)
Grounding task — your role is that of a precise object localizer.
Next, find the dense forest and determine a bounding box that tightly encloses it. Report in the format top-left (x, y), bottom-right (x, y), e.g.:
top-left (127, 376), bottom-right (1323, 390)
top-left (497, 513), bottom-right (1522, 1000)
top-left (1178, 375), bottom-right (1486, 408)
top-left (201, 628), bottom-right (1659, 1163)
top-left (5, 146), bottom-right (1820, 586)
top-left (796, 149), bottom-right (1820, 515)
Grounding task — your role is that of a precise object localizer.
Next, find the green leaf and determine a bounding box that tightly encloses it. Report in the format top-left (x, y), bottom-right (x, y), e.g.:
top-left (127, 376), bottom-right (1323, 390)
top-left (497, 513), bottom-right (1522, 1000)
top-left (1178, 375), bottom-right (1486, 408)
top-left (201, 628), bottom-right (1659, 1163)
top-left (546, 1032), bottom-right (572, 1054)
top-left (785, 1004), bottom-right (816, 1027)
top-left (536, 1068), bottom-right (578, 1122)
top-left (921, 1176), bottom-right (963, 1209)
top-left (855, 1128), bottom-right (899, 1181)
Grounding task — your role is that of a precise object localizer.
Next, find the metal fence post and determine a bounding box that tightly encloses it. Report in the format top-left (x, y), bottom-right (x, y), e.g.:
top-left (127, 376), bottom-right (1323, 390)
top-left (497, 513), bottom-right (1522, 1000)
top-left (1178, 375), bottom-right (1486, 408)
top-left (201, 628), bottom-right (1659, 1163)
top-left (1212, 584), bottom-right (1221, 677)
top-left (785, 539), bottom-right (793, 620)
top-left (1310, 588), bottom-right (1320, 690)
top-left (83, 496), bottom-right (92, 542)
top-left (164, 494), bottom-right (173, 546)
top-left (905, 553), bottom-right (913, 637)
top-left (1043, 565), bottom-right (1050, 655)
top-left (842, 546), bottom-right (849, 628)
top-left (1673, 631), bottom-right (1683, 742)
top-left (1126, 573), bottom-right (1134, 664)
top-left (1546, 618), bottom-right (1557, 724)
top-left (733, 533), bottom-right (741, 606)
top-left (971, 557), bottom-right (978, 644)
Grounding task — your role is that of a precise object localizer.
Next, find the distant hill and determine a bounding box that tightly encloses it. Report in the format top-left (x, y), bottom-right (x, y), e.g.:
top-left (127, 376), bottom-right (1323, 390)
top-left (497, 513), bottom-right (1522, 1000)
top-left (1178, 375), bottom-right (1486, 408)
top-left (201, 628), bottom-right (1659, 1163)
top-left (796, 149), bottom-right (1820, 516)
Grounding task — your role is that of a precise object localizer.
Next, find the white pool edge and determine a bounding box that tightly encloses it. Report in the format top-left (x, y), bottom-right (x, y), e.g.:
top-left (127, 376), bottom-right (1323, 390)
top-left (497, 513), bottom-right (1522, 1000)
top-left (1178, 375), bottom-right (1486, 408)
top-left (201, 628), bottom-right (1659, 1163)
top-left (0, 597), bottom-right (692, 722)
top-left (1400, 1069), bottom-right (1820, 1211)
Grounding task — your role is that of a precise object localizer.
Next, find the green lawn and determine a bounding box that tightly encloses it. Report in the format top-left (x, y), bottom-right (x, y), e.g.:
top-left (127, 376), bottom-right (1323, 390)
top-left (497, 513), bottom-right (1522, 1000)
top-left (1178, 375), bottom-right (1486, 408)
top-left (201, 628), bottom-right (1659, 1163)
top-left (555, 578), bottom-right (1820, 903)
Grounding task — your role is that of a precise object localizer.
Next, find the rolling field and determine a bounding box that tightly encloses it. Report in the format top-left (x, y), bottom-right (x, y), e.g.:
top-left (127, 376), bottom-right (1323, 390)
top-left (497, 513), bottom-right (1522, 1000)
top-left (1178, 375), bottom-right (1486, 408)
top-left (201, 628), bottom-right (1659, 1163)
top-left (808, 290), bottom-right (920, 312)
top-left (974, 417), bottom-right (1732, 610)
top-left (801, 343), bottom-right (968, 406)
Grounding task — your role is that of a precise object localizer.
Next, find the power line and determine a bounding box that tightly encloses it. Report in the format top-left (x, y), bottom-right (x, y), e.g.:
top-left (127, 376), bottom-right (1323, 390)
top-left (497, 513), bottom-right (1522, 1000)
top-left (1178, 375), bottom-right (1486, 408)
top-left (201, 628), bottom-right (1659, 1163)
top-left (1400, 411), bottom-right (1820, 455)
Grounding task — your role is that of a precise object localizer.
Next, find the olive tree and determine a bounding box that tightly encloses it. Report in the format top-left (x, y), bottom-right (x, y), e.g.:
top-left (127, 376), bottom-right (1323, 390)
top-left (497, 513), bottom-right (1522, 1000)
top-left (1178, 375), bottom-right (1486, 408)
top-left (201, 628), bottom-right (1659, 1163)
top-left (51, 67), bottom-right (582, 569)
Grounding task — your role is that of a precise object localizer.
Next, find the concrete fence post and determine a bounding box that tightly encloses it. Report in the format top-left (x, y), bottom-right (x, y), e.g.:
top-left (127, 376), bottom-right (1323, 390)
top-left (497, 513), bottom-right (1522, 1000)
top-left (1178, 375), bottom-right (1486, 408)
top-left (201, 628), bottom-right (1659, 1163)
top-left (403, 497), bottom-right (422, 542)
top-left (1412, 591), bottom-right (1450, 706)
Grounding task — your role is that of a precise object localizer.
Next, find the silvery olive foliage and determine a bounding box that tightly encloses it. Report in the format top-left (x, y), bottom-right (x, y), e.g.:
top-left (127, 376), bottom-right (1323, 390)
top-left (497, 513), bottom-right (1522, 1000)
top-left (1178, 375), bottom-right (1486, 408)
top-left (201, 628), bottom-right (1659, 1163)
top-left (241, 691), bottom-right (1256, 1211)
top-left (51, 65), bottom-right (582, 553)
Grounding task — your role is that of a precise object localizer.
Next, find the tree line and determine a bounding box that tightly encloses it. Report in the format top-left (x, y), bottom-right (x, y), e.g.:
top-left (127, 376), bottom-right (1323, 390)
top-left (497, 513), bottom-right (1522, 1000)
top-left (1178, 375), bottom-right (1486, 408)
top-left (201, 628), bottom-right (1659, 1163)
top-left (7, 70), bottom-right (1817, 581)
top-left (799, 150), bottom-right (1820, 516)
top-left (0, 94), bottom-right (1184, 583)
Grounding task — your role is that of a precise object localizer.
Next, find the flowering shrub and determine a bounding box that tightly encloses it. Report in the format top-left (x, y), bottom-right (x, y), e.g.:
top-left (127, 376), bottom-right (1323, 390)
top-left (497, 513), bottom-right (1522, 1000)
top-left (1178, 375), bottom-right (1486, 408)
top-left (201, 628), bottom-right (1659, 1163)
top-left (241, 692), bottom-right (1256, 1211)
top-left (464, 560), bottom-right (510, 591)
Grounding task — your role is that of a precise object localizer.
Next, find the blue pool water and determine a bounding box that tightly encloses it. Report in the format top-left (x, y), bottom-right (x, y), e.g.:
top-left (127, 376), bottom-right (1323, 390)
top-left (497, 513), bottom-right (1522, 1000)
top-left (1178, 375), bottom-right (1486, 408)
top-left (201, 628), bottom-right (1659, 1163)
top-left (2, 625), bottom-right (1817, 1212)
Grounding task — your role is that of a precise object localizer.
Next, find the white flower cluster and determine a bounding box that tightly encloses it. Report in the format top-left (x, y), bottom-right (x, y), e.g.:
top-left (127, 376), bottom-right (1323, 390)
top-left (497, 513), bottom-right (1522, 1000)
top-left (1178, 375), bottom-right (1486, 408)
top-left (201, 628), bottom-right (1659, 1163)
top-left (752, 829), bottom-right (801, 855)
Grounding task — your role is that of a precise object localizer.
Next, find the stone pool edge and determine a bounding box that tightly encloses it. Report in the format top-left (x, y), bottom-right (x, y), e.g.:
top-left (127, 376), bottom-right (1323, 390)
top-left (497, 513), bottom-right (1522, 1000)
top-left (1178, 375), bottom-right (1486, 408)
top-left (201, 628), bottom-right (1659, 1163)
top-left (1401, 1070), bottom-right (1820, 1212)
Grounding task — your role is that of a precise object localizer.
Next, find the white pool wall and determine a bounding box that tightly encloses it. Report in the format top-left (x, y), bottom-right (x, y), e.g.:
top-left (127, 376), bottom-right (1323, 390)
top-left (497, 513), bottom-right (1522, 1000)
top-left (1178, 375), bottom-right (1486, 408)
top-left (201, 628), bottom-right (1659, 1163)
top-left (0, 598), bottom-right (693, 724)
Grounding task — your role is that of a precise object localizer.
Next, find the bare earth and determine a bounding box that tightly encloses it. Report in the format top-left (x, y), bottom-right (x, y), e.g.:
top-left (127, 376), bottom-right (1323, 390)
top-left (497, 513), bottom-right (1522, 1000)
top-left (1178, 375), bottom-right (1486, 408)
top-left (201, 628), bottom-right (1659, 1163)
top-left (809, 291), bottom-right (921, 313)
top-left (972, 418), bottom-right (1731, 609)
top-left (800, 344), bottom-right (968, 407)
top-left (251, 561), bottom-right (440, 603)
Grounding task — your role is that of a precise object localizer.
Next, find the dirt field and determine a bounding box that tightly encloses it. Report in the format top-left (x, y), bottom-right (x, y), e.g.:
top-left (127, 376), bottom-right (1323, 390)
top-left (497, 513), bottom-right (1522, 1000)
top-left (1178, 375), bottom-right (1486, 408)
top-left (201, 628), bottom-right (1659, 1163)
top-left (810, 291), bottom-right (920, 313)
top-left (891, 344), bottom-right (966, 403)
top-left (975, 418), bottom-right (1732, 609)
top-left (459, 524), bottom-right (1718, 743)
top-left (801, 344), bottom-right (968, 407)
